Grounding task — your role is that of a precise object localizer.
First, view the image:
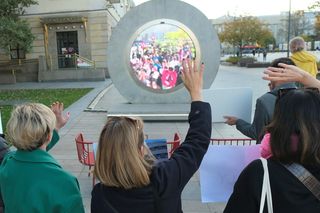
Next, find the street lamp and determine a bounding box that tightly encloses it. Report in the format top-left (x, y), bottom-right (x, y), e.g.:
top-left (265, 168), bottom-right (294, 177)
top-left (287, 0), bottom-right (292, 57)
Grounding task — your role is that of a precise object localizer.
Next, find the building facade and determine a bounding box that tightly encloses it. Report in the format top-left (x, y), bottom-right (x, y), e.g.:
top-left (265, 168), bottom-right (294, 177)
top-left (0, 0), bottom-right (134, 82)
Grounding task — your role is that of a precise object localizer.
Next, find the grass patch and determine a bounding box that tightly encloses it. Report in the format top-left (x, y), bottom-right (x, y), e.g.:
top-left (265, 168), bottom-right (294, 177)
top-left (0, 88), bottom-right (93, 132)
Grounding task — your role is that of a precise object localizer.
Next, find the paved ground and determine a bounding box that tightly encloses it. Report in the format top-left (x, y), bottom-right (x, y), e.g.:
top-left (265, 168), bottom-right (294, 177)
top-left (0, 65), bottom-right (268, 212)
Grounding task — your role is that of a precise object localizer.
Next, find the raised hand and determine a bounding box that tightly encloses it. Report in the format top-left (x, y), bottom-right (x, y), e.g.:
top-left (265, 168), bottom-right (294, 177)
top-left (263, 63), bottom-right (304, 83)
top-left (51, 102), bottom-right (70, 131)
top-left (263, 63), bottom-right (320, 89)
top-left (223, 116), bottom-right (238, 125)
top-left (181, 59), bottom-right (204, 102)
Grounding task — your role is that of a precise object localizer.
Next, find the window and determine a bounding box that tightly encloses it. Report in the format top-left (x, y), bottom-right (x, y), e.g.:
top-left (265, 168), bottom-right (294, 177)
top-left (10, 45), bottom-right (26, 59)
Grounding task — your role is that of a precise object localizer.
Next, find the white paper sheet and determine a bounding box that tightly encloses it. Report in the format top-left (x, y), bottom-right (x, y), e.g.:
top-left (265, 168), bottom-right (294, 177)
top-left (200, 144), bottom-right (261, 202)
top-left (203, 88), bottom-right (252, 123)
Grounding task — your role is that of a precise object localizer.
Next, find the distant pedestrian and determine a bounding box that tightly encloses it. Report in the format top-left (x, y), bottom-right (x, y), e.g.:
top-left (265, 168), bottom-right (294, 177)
top-left (252, 49), bottom-right (256, 57)
top-left (290, 36), bottom-right (318, 78)
top-left (263, 50), bottom-right (267, 62)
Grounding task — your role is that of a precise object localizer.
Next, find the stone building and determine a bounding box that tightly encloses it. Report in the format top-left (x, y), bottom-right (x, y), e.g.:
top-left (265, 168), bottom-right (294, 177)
top-left (0, 0), bottom-right (134, 83)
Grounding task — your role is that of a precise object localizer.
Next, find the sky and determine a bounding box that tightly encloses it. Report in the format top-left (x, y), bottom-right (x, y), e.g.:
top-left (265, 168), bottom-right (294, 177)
top-left (133, 0), bottom-right (318, 19)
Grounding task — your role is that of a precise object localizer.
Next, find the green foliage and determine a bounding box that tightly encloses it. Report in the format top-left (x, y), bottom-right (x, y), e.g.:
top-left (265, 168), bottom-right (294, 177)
top-left (0, 88), bottom-right (92, 132)
top-left (309, 1), bottom-right (320, 10)
top-left (225, 56), bottom-right (257, 65)
top-left (317, 61), bottom-right (320, 69)
top-left (313, 15), bottom-right (320, 40)
top-left (0, 0), bottom-right (38, 53)
top-left (257, 29), bottom-right (276, 48)
top-left (219, 16), bottom-right (274, 49)
top-left (0, 0), bottom-right (38, 18)
top-left (301, 34), bottom-right (313, 42)
top-left (0, 17), bottom-right (35, 53)
top-left (158, 29), bottom-right (191, 52)
top-left (225, 56), bottom-right (240, 64)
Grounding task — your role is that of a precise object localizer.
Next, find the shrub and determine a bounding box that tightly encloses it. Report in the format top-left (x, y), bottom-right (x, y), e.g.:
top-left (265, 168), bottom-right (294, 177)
top-left (225, 56), bottom-right (240, 64)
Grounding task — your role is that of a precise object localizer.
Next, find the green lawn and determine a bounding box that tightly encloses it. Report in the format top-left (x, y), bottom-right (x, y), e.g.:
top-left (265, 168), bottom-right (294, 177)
top-left (0, 88), bottom-right (93, 132)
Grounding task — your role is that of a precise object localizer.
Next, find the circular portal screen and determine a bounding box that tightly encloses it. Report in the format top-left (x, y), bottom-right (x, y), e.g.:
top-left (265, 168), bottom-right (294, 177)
top-left (129, 24), bottom-right (196, 92)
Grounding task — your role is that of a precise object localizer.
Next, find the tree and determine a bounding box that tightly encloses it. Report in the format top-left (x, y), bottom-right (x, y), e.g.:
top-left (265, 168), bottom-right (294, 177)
top-left (314, 15), bottom-right (320, 39)
top-left (257, 28), bottom-right (276, 49)
top-left (219, 16), bottom-right (274, 55)
top-left (157, 29), bottom-right (190, 53)
top-left (309, 1), bottom-right (320, 10)
top-left (0, 0), bottom-right (38, 54)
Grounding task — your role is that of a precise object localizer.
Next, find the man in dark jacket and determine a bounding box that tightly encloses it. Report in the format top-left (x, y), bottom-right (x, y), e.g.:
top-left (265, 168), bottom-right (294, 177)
top-left (224, 58), bottom-right (297, 143)
top-left (0, 135), bottom-right (8, 213)
top-left (0, 135), bottom-right (9, 164)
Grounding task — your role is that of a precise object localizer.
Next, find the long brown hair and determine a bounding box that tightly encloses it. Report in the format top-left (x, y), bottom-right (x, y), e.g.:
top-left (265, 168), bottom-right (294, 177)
top-left (266, 89), bottom-right (320, 165)
top-left (94, 116), bottom-right (155, 189)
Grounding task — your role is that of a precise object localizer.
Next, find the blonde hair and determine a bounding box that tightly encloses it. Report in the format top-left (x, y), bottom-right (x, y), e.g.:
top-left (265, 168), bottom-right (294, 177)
top-left (289, 36), bottom-right (306, 53)
top-left (6, 103), bottom-right (56, 150)
top-left (94, 116), bottom-right (155, 189)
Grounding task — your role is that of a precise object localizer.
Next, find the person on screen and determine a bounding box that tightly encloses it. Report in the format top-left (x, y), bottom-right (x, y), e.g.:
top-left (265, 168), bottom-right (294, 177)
top-left (161, 67), bottom-right (178, 90)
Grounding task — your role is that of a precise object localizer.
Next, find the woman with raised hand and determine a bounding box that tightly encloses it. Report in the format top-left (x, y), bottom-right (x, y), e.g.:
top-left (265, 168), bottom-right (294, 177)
top-left (91, 59), bottom-right (212, 213)
top-left (225, 72), bottom-right (320, 212)
top-left (0, 102), bottom-right (84, 213)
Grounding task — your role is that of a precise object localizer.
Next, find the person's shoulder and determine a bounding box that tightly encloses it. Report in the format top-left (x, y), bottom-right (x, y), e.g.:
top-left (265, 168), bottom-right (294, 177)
top-left (1, 150), bottom-right (15, 165)
top-left (45, 162), bottom-right (78, 184)
top-left (92, 182), bottom-right (103, 191)
top-left (92, 183), bottom-right (108, 198)
top-left (245, 159), bottom-right (263, 169)
top-left (257, 93), bottom-right (276, 106)
top-left (239, 159), bottom-right (264, 179)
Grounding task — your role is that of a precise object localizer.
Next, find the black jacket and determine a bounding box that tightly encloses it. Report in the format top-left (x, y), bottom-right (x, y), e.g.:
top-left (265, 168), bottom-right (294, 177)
top-left (236, 83), bottom-right (296, 143)
top-left (224, 159), bottom-right (320, 213)
top-left (91, 101), bottom-right (212, 213)
top-left (0, 136), bottom-right (9, 164)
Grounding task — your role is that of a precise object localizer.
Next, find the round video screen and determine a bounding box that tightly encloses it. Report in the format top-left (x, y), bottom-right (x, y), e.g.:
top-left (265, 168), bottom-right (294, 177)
top-left (130, 24), bottom-right (196, 91)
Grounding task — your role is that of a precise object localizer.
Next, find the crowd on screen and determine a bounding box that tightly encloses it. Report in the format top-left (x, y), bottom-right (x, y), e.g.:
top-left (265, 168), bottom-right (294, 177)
top-left (130, 40), bottom-right (195, 90)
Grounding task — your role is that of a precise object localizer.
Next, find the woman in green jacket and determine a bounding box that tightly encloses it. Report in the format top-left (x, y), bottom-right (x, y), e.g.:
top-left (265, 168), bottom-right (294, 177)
top-left (0, 102), bottom-right (84, 213)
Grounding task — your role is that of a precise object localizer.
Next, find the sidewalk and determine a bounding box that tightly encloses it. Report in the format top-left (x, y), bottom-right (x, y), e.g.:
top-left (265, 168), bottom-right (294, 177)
top-left (0, 65), bottom-right (266, 212)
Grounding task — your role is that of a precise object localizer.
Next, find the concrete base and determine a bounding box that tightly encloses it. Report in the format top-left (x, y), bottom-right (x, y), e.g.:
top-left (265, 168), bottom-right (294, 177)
top-left (0, 59), bottom-right (38, 82)
top-left (106, 103), bottom-right (189, 121)
top-left (39, 68), bottom-right (106, 82)
top-left (0, 71), bottom-right (16, 84)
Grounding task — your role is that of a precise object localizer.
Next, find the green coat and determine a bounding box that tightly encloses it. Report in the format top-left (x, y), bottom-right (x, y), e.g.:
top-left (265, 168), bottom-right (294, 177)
top-left (0, 131), bottom-right (85, 213)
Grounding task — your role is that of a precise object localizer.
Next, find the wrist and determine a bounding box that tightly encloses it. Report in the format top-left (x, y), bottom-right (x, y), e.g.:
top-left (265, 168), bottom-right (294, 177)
top-left (300, 71), bottom-right (308, 84)
top-left (191, 93), bottom-right (202, 102)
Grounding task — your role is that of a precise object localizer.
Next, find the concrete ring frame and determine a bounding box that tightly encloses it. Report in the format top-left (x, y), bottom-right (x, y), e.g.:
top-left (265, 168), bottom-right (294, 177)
top-left (107, 0), bottom-right (220, 104)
